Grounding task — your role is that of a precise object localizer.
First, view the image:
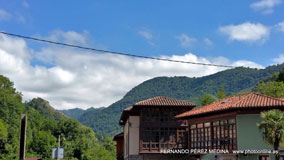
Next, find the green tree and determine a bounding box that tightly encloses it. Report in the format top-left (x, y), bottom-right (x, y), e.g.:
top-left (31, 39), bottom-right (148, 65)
top-left (277, 67), bottom-right (284, 82)
top-left (84, 146), bottom-right (115, 160)
top-left (0, 75), bottom-right (25, 159)
top-left (258, 110), bottom-right (284, 160)
top-left (31, 130), bottom-right (57, 159)
top-left (256, 81), bottom-right (284, 98)
top-left (102, 137), bottom-right (116, 157)
top-left (217, 85), bottom-right (226, 99)
top-left (199, 94), bottom-right (217, 106)
top-left (0, 119), bottom-right (8, 151)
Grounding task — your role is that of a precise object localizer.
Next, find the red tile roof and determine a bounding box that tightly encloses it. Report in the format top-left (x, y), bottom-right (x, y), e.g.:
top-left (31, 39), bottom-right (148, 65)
top-left (134, 96), bottom-right (195, 106)
top-left (176, 92), bottom-right (284, 118)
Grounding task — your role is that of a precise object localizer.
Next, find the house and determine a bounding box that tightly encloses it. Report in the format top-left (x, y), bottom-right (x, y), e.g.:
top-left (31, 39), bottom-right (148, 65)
top-left (116, 96), bottom-right (195, 160)
top-left (176, 92), bottom-right (284, 160)
top-left (114, 93), bottom-right (284, 160)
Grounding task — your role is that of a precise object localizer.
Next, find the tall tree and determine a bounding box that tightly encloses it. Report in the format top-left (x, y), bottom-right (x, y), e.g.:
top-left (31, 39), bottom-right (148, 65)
top-left (256, 81), bottom-right (284, 98)
top-left (258, 110), bottom-right (284, 160)
top-left (217, 85), bottom-right (226, 99)
top-left (277, 67), bottom-right (284, 82)
top-left (199, 94), bottom-right (217, 106)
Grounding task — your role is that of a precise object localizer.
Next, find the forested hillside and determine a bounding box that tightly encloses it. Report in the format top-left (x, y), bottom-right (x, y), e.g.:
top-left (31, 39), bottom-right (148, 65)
top-left (58, 107), bottom-right (104, 121)
top-left (0, 75), bottom-right (115, 160)
top-left (78, 64), bottom-right (284, 136)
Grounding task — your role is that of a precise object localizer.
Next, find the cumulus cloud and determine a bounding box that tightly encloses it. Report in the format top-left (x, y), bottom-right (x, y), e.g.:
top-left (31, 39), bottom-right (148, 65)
top-left (0, 31), bottom-right (264, 109)
top-left (219, 22), bottom-right (269, 42)
top-left (250, 0), bottom-right (282, 14)
top-left (176, 33), bottom-right (197, 48)
top-left (0, 9), bottom-right (12, 21)
top-left (272, 54), bottom-right (284, 64)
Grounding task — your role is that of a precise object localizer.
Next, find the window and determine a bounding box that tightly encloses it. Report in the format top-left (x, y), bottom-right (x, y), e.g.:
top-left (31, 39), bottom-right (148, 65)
top-left (140, 107), bottom-right (189, 152)
top-left (190, 118), bottom-right (236, 150)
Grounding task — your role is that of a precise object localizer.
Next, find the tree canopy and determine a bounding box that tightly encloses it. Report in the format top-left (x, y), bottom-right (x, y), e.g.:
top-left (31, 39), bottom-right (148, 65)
top-left (0, 75), bottom-right (115, 160)
top-left (258, 110), bottom-right (284, 160)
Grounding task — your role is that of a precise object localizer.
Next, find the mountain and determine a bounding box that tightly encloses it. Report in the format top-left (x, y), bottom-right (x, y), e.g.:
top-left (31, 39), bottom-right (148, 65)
top-left (77, 64), bottom-right (284, 136)
top-left (58, 107), bottom-right (105, 120)
top-left (26, 97), bottom-right (67, 121)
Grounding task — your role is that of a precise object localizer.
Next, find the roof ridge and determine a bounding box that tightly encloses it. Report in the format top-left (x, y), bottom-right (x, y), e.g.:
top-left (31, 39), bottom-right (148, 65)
top-left (252, 92), bottom-right (284, 102)
top-left (176, 92), bottom-right (284, 118)
top-left (134, 96), bottom-right (195, 106)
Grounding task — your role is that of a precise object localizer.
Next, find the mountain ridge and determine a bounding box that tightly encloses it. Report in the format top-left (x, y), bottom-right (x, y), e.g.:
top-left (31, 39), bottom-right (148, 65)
top-left (63, 64), bottom-right (284, 135)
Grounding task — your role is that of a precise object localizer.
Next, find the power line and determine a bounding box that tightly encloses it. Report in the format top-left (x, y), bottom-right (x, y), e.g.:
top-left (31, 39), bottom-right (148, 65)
top-left (0, 31), bottom-right (235, 68)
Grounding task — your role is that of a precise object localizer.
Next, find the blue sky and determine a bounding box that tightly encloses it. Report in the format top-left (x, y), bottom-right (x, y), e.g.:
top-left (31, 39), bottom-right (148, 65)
top-left (0, 0), bottom-right (284, 109)
top-left (1, 0), bottom-right (284, 65)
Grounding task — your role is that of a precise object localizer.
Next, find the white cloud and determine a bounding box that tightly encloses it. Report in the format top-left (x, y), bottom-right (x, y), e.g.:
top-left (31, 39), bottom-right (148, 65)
top-left (138, 29), bottom-right (155, 46)
top-left (0, 9), bottom-right (12, 21)
top-left (204, 38), bottom-right (213, 46)
top-left (276, 21), bottom-right (284, 32)
top-left (272, 54), bottom-right (284, 64)
top-left (232, 60), bottom-right (264, 68)
top-left (0, 31), bottom-right (264, 110)
top-left (219, 22), bottom-right (269, 42)
top-left (46, 30), bottom-right (89, 45)
top-left (176, 33), bottom-right (197, 48)
top-left (250, 0), bottom-right (282, 14)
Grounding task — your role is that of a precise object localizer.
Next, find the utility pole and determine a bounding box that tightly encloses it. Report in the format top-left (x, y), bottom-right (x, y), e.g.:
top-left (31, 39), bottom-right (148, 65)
top-left (57, 135), bottom-right (60, 160)
top-left (19, 114), bottom-right (27, 160)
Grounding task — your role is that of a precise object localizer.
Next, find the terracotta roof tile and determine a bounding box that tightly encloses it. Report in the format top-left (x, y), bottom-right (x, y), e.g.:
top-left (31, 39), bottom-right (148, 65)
top-left (176, 92), bottom-right (284, 118)
top-left (134, 96), bottom-right (195, 106)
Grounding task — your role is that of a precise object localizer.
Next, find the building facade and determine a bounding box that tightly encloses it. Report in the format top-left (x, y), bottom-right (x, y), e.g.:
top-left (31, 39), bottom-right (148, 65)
top-left (176, 92), bottom-right (284, 160)
top-left (117, 96), bottom-right (195, 160)
top-left (114, 93), bottom-right (284, 160)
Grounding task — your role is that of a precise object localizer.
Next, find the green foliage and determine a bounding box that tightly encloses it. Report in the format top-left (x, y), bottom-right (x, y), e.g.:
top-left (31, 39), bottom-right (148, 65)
top-left (199, 94), bottom-right (217, 106)
top-left (256, 81), bottom-right (284, 98)
top-left (31, 130), bottom-right (57, 159)
top-left (84, 145), bottom-right (115, 160)
top-left (217, 85), bottom-right (226, 99)
top-left (258, 110), bottom-right (284, 160)
top-left (277, 67), bottom-right (284, 82)
top-left (26, 98), bottom-right (67, 121)
top-left (0, 119), bottom-right (8, 150)
top-left (0, 75), bottom-right (25, 159)
top-left (0, 75), bottom-right (115, 160)
top-left (58, 107), bottom-right (102, 120)
top-left (78, 64), bottom-right (284, 135)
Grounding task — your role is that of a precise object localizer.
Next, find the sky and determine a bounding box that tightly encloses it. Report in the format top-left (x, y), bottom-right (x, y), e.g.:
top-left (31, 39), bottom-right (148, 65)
top-left (0, 0), bottom-right (284, 109)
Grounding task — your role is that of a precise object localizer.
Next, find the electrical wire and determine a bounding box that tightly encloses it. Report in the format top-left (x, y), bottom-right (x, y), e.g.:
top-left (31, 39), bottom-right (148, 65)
top-left (0, 31), bottom-right (235, 68)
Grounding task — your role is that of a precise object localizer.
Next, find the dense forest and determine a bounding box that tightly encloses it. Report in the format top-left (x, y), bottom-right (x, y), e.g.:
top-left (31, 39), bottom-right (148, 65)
top-left (71, 64), bottom-right (284, 136)
top-left (0, 75), bottom-right (115, 160)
